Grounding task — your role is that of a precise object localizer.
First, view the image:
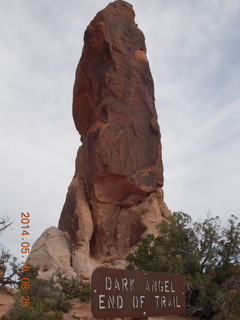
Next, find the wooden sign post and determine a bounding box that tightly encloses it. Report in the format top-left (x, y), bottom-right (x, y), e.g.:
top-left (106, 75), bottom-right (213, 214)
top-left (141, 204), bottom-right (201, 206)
top-left (91, 268), bottom-right (186, 319)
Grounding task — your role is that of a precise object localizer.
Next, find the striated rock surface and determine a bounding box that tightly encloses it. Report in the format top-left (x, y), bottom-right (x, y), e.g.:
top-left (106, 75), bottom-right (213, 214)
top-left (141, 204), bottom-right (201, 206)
top-left (58, 0), bottom-right (171, 278)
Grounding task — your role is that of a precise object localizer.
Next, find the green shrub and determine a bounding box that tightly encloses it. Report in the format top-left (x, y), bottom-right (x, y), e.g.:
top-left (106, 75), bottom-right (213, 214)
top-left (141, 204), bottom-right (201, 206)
top-left (127, 212), bottom-right (240, 319)
top-left (51, 268), bottom-right (80, 294)
top-left (65, 292), bottom-right (81, 300)
top-left (8, 278), bottom-right (71, 320)
top-left (0, 215), bottom-right (20, 288)
top-left (8, 301), bottom-right (63, 320)
top-left (79, 283), bottom-right (91, 302)
top-left (0, 244), bottom-right (19, 287)
top-left (17, 266), bottom-right (38, 285)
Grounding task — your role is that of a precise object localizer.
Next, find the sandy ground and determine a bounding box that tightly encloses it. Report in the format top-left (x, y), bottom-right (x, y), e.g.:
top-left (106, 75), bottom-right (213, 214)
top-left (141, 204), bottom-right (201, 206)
top-left (0, 293), bottom-right (14, 318)
top-left (63, 298), bottom-right (94, 319)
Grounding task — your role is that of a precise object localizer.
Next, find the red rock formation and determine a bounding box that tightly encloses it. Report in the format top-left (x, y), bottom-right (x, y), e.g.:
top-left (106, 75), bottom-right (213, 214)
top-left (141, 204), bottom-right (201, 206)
top-left (58, 0), bottom-right (171, 277)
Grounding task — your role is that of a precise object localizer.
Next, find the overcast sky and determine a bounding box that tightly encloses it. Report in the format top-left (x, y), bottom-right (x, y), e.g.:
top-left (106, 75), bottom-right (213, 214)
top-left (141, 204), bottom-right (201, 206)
top-left (0, 0), bottom-right (239, 263)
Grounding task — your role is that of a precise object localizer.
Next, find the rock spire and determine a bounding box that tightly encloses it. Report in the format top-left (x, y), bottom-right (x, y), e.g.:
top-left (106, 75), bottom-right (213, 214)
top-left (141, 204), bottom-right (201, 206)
top-left (29, 1), bottom-right (171, 281)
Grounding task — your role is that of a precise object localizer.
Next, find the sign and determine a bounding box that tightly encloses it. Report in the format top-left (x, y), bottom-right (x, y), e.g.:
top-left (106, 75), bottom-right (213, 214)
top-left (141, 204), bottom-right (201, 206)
top-left (91, 268), bottom-right (186, 318)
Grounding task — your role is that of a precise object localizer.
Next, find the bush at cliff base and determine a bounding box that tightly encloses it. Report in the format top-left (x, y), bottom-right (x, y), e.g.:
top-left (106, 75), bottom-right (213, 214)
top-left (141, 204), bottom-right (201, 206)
top-left (8, 278), bottom-right (71, 320)
top-left (127, 212), bottom-right (240, 320)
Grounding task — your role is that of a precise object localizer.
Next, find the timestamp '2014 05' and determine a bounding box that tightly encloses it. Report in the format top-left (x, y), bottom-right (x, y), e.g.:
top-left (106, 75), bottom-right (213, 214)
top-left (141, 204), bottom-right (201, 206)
top-left (20, 212), bottom-right (31, 307)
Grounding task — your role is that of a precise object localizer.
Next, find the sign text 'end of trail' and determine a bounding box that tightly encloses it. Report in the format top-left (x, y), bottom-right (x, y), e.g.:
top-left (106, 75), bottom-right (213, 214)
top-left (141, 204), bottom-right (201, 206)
top-left (91, 268), bottom-right (186, 318)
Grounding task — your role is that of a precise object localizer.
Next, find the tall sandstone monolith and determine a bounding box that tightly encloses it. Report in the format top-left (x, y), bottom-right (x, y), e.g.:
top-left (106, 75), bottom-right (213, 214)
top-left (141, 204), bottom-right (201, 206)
top-left (58, 0), bottom-right (171, 278)
top-left (28, 0), bottom-right (171, 281)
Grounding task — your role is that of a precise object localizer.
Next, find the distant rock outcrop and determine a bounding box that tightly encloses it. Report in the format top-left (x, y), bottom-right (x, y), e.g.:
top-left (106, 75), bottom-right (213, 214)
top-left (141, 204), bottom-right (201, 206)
top-left (29, 0), bottom-right (171, 281)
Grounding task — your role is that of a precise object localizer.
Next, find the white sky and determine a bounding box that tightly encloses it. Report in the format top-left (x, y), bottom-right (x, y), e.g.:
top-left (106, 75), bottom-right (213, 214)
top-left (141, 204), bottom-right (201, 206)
top-left (0, 0), bottom-right (239, 263)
